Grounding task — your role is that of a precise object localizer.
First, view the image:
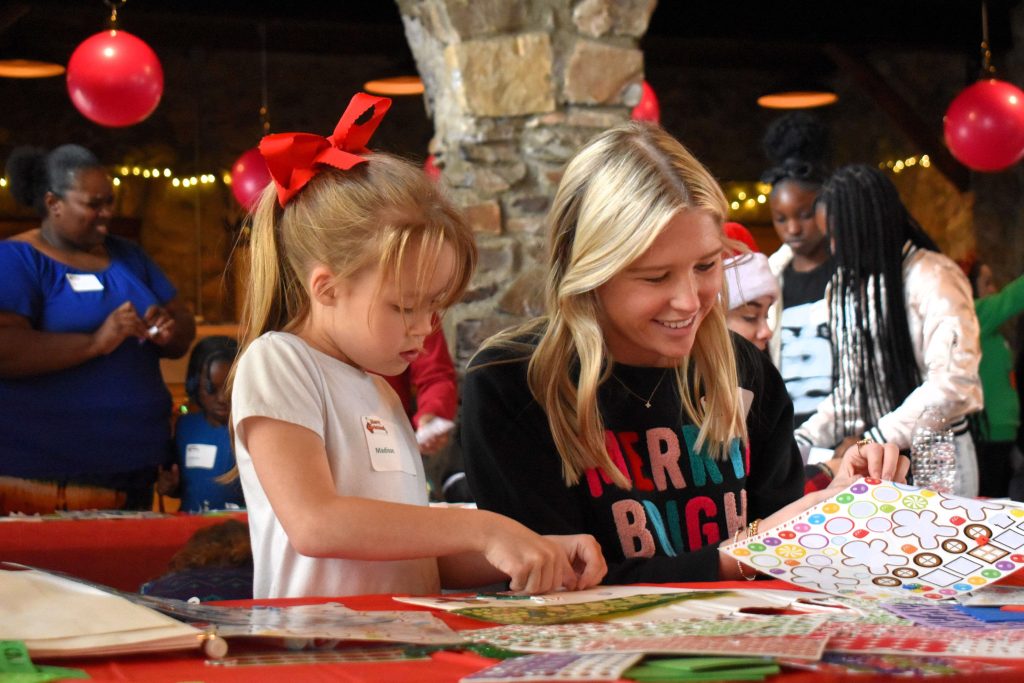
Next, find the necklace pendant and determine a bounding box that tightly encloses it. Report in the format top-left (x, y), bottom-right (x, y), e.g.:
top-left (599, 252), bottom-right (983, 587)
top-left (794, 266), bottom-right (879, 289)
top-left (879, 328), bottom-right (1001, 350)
top-left (644, 401), bottom-right (651, 408)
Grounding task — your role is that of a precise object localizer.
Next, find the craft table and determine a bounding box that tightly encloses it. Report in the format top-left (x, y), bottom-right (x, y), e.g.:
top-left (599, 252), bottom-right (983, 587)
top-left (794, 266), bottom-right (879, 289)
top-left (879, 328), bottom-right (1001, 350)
top-left (38, 578), bottom-right (1024, 683)
top-left (0, 511), bottom-right (246, 592)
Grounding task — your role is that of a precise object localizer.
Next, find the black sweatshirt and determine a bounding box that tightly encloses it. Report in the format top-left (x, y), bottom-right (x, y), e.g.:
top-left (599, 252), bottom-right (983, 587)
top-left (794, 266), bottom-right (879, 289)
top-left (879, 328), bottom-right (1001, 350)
top-left (462, 333), bottom-right (804, 584)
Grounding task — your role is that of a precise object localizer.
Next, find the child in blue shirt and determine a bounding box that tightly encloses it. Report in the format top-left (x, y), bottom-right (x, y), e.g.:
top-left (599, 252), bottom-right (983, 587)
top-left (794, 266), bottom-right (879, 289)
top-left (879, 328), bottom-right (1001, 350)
top-left (161, 336), bottom-right (244, 512)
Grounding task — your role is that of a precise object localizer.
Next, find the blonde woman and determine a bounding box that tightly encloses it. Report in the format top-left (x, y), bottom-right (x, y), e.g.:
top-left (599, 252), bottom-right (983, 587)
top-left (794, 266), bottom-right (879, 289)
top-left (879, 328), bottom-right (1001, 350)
top-left (462, 122), bottom-right (907, 583)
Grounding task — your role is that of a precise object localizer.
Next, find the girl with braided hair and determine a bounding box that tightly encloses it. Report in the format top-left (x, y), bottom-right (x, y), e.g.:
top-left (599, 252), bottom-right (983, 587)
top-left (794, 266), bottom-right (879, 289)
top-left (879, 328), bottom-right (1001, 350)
top-left (795, 164), bottom-right (983, 496)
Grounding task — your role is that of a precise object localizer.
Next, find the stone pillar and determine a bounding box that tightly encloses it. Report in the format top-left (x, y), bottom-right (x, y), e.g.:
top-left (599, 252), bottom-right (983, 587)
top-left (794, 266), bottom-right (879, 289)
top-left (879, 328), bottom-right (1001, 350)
top-left (396, 0), bottom-right (656, 368)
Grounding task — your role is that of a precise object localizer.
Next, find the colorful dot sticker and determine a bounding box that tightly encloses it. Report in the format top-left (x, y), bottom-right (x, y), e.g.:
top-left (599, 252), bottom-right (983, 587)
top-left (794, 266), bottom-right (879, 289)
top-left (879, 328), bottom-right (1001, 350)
top-left (799, 534), bottom-right (829, 549)
top-left (769, 568), bottom-right (786, 575)
top-left (872, 486), bottom-right (901, 503)
top-left (848, 501), bottom-right (877, 518)
top-left (953, 583), bottom-right (973, 591)
top-left (806, 515), bottom-right (825, 526)
top-left (732, 548), bottom-right (751, 557)
top-left (850, 483), bottom-right (869, 494)
top-left (836, 493), bottom-right (854, 504)
top-left (750, 555), bottom-right (781, 568)
top-left (920, 490), bottom-right (936, 498)
top-left (822, 503), bottom-right (840, 514)
top-left (1011, 509), bottom-right (1024, 517)
top-left (982, 569), bottom-right (1002, 579)
top-left (824, 517), bottom-right (854, 535)
top-left (852, 529), bottom-right (868, 539)
top-left (793, 522), bottom-right (812, 532)
top-left (778, 530), bottom-right (796, 540)
top-left (748, 543), bottom-right (766, 552)
top-left (879, 504), bottom-right (896, 513)
top-left (968, 576), bottom-right (987, 586)
top-left (763, 537), bottom-right (781, 546)
top-left (864, 477), bottom-right (881, 485)
top-left (902, 495), bottom-right (928, 510)
top-left (901, 544), bottom-right (918, 554)
top-left (775, 544), bottom-right (806, 559)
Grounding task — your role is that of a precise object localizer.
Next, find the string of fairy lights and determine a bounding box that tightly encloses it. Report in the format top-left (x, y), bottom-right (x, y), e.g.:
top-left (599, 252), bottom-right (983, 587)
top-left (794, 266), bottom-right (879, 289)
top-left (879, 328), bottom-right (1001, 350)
top-left (0, 153), bottom-right (931, 202)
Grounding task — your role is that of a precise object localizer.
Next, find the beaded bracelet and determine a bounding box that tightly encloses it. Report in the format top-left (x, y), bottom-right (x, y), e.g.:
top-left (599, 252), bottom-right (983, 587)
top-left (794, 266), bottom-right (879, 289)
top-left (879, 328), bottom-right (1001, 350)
top-left (734, 518), bottom-right (762, 581)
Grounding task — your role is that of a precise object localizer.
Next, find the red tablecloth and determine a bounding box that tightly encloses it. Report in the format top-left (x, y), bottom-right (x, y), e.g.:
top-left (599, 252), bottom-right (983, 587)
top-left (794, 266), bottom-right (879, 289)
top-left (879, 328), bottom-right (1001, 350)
top-left (0, 512), bottom-right (246, 592)
top-left (39, 579), bottom-right (1024, 683)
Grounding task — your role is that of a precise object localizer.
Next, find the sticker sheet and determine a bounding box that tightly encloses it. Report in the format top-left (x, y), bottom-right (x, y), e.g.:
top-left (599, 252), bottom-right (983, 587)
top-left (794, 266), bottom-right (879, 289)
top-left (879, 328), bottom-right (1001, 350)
top-left (462, 653), bottom-right (642, 681)
top-left (817, 621), bottom-right (1024, 659)
top-left (721, 477), bottom-right (1024, 599)
top-left (450, 593), bottom-right (731, 625)
top-left (464, 614), bottom-right (828, 656)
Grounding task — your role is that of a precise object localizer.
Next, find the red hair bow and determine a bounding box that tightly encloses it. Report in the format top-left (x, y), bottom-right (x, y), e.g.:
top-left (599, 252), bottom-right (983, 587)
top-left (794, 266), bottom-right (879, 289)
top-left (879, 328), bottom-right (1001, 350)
top-left (259, 92), bottom-right (392, 206)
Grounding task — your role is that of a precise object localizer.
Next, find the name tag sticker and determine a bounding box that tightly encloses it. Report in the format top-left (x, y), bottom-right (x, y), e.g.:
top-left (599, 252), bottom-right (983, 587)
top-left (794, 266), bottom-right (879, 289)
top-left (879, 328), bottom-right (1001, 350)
top-left (66, 273), bottom-right (104, 292)
top-left (362, 416), bottom-right (415, 474)
top-left (185, 443), bottom-right (217, 469)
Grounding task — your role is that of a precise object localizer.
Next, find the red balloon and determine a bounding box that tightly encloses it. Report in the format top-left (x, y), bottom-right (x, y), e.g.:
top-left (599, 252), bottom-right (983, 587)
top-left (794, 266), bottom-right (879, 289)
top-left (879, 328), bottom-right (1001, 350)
top-left (631, 80), bottom-right (661, 123)
top-left (423, 154), bottom-right (441, 181)
top-left (67, 30), bottom-right (164, 127)
top-left (944, 79), bottom-right (1024, 172)
top-left (230, 148), bottom-right (272, 211)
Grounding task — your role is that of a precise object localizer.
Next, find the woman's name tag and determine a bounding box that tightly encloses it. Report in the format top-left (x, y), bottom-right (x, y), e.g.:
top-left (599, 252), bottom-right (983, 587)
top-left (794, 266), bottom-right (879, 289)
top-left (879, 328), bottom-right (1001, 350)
top-left (66, 273), bottom-right (104, 292)
top-left (361, 416), bottom-right (415, 474)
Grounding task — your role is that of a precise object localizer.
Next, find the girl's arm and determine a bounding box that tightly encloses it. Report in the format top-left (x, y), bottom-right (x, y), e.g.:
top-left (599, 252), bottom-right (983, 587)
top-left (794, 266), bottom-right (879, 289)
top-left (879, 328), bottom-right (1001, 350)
top-left (244, 416), bottom-right (605, 594)
top-left (975, 273), bottom-right (1024, 335)
top-left (870, 254), bottom-right (982, 448)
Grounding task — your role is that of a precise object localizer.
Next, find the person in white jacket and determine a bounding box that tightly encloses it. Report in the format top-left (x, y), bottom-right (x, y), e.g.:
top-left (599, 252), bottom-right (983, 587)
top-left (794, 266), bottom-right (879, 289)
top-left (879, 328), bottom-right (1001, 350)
top-left (794, 165), bottom-right (983, 496)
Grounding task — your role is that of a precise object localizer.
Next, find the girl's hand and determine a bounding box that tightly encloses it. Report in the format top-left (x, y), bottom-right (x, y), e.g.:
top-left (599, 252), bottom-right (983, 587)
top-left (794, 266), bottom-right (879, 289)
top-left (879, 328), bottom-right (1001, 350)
top-left (143, 304), bottom-right (176, 346)
top-left (91, 301), bottom-right (147, 355)
top-left (832, 439), bottom-right (909, 488)
top-left (544, 534), bottom-right (608, 590)
top-left (481, 515), bottom-right (598, 594)
top-left (157, 464), bottom-right (180, 497)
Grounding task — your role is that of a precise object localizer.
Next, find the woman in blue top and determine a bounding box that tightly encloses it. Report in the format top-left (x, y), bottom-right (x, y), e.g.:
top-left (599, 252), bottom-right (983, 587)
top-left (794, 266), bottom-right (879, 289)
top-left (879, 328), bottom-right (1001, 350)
top-left (0, 144), bottom-right (196, 514)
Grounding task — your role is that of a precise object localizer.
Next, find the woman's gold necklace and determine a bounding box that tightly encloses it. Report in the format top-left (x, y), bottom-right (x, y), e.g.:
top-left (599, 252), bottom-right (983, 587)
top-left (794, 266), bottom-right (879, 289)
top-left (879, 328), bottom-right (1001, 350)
top-left (610, 368), bottom-right (669, 409)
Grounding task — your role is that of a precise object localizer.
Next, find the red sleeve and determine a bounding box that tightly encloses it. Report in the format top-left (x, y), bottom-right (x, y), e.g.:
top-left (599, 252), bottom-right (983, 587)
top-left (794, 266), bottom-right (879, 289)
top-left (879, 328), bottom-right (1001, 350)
top-left (406, 329), bottom-right (458, 427)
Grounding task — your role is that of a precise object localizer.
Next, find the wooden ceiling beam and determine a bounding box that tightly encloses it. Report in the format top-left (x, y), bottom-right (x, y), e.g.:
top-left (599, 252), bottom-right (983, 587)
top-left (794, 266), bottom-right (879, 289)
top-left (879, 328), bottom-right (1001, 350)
top-left (823, 43), bottom-right (970, 192)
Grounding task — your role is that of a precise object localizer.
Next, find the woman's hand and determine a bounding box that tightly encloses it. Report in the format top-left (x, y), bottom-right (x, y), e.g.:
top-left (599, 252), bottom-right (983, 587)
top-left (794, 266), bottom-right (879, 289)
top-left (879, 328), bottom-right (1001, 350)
top-left (831, 439), bottom-right (909, 488)
top-left (143, 304), bottom-right (176, 346)
top-left (91, 301), bottom-right (148, 355)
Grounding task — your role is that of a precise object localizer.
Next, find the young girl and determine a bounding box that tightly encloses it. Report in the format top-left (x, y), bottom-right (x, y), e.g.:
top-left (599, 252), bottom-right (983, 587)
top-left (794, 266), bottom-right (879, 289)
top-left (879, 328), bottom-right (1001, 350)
top-left (761, 113), bottom-right (834, 428)
top-left (229, 93), bottom-right (605, 599)
top-left (160, 335), bottom-right (244, 512)
top-left (722, 224), bottom-right (779, 353)
top-left (462, 121), bottom-right (907, 585)
top-left (721, 224), bottom-right (841, 493)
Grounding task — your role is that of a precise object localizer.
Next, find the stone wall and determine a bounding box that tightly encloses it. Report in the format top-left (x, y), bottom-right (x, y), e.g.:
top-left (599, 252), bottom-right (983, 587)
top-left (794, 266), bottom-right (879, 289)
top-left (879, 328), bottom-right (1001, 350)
top-left (396, 0), bottom-right (657, 367)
